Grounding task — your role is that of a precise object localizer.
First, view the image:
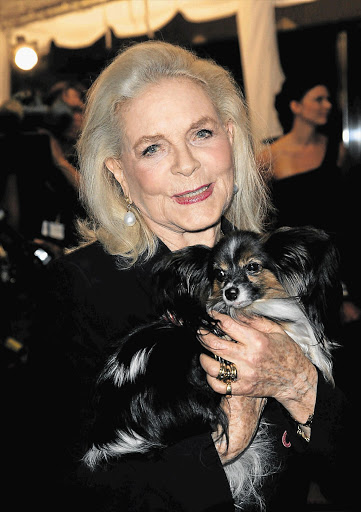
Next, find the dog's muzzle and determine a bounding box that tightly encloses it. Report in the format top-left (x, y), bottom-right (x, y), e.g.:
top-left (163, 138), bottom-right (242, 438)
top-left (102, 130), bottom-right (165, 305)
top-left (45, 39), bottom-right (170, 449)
top-left (223, 283), bottom-right (253, 308)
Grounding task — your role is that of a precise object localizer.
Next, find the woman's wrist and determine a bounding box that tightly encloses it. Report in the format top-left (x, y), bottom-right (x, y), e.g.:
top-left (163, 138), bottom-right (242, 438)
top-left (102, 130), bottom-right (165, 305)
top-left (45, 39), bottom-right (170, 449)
top-left (278, 359), bottom-right (318, 425)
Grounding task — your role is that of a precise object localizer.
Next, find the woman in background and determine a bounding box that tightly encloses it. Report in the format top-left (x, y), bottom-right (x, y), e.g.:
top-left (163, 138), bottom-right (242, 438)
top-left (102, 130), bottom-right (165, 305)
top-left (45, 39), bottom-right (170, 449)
top-left (259, 76), bottom-right (345, 234)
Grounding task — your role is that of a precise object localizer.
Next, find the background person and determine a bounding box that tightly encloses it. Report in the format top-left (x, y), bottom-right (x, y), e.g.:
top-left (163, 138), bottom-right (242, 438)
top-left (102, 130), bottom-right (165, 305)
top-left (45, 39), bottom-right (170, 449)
top-left (258, 75), bottom-right (345, 235)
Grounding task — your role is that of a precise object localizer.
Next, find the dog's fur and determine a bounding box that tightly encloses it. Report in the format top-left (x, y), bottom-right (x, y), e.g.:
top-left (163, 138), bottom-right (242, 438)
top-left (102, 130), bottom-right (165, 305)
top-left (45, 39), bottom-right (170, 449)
top-left (83, 226), bottom-right (341, 509)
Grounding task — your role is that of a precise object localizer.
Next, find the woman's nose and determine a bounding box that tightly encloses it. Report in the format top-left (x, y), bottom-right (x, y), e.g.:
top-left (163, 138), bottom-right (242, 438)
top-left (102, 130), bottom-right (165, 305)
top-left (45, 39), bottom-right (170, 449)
top-left (171, 144), bottom-right (200, 176)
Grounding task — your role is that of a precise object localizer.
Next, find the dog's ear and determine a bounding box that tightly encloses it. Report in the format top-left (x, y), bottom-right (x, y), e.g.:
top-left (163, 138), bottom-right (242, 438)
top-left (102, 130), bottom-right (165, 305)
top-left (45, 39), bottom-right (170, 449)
top-left (151, 245), bottom-right (211, 320)
top-left (263, 226), bottom-right (342, 340)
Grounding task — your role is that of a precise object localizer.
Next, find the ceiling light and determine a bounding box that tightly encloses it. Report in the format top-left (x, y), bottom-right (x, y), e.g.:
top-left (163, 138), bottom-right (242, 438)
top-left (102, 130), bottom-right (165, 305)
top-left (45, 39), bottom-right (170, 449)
top-left (14, 41), bottom-right (38, 71)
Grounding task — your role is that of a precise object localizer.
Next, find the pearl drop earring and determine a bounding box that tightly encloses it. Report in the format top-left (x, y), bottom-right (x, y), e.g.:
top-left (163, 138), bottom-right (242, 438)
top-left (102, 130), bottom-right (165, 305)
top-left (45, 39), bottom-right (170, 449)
top-left (124, 197), bottom-right (136, 227)
top-left (233, 183), bottom-right (239, 195)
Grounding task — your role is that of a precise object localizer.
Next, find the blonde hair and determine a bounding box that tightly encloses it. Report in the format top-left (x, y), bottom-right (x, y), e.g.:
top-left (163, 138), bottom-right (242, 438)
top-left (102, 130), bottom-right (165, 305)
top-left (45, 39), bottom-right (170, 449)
top-left (77, 40), bottom-right (269, 263)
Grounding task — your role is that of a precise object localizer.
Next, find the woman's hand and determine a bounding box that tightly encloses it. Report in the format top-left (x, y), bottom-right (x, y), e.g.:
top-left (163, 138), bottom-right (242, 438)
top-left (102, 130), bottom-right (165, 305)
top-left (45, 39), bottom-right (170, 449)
top-left (199, 312), bottom-right (317, 425)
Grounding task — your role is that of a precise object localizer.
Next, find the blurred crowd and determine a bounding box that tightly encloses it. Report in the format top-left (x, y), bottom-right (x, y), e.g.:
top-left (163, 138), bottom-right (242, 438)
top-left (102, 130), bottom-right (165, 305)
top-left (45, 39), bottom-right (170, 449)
top-left (0, 81), bottom-right (86, 371)
top-left (0, 80), bottom-right (85, 245)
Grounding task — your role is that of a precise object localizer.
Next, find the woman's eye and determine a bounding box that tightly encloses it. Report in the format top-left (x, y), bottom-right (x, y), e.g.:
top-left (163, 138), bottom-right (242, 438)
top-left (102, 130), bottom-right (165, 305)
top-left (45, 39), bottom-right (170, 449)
top-left (315, 96), bottom-right (329, 104)
top-left (246, 262), bottom-right (262, 274)
top-left (196, 129), bottom-right (213, 139)
top-left (142, 144), bottom-right (159, 157)
top-left (214, 268), bottom-right (226, 283)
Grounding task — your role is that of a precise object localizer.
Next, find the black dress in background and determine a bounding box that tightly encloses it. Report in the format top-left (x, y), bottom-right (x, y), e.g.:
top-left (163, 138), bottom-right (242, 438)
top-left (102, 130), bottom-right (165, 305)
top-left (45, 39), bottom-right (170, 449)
top-left (270, 135), bottom-right (342, 238)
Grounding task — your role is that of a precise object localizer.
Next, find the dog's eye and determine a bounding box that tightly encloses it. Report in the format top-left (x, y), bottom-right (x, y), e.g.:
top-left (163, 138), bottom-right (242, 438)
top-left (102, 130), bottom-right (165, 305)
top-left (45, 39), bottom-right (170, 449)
top-left (214, 268), bottom-right (226, 282)
top-left (246, 262), bottom-right (262, 274)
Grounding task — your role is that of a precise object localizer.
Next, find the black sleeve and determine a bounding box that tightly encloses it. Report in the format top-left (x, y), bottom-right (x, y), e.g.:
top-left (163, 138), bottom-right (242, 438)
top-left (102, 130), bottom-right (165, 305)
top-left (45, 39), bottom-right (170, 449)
top-left (282, 371), bottom-right (356, 508)
top-left (22, 258), bottom-right (108, 511)
top-left (78, 434), bottom-right (234, 512)
top-left (310, 374), bottom-right (356, 508)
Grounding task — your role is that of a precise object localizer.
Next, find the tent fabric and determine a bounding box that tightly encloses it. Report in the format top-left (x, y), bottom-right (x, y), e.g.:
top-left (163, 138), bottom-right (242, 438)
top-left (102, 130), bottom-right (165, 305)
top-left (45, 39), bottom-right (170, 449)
top-left (238, 0), bottom-right (285, 141)
top-left (0, 0), bottom-right (316, 140)
top-left (6, 0), bottom-right (304, 50)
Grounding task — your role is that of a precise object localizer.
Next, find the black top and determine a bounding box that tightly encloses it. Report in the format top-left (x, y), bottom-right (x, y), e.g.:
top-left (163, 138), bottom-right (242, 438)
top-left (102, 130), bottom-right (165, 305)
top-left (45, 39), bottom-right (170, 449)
top-left (22, 231), bottom-right (355, 512)
top-left (270, 136), bottom-right (342, 237)
top-left (269, 137), bottom-right (361, 309)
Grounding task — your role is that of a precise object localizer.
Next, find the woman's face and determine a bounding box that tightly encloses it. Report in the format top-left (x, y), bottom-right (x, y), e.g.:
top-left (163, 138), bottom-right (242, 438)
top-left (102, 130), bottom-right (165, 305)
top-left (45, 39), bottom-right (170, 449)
top-left (108, 78), bottom-right (235, 242)
top-left (295, 85), bottom-right (332, 126)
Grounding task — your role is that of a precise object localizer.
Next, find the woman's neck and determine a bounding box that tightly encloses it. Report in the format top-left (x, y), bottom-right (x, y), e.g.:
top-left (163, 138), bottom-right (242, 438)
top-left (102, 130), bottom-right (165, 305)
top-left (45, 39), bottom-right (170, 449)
top-left (290, 118), bottom-right (319, 146)
top-left (154, 223), bottom-right (222, 251)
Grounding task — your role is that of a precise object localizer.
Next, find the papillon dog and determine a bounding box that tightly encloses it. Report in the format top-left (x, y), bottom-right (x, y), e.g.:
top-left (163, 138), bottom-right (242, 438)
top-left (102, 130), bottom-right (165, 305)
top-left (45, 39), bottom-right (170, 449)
top-left (83, 226), bottom-right (341, 509)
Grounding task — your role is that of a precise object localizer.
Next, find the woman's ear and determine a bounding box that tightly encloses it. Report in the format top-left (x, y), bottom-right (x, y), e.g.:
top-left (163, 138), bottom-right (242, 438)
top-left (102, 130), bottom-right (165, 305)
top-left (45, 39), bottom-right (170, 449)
top-left (289, 99), bottom-right (301, 116)
top-left (105, 157), bottom-right (130, 198)
top-left (225, 120), bottom-right (235, 145)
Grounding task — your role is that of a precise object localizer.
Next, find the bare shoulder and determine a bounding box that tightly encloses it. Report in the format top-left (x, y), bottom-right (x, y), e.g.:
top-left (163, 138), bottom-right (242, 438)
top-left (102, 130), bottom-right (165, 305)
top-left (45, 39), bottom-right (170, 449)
top-left (257, 136), bottom-right (287, 177)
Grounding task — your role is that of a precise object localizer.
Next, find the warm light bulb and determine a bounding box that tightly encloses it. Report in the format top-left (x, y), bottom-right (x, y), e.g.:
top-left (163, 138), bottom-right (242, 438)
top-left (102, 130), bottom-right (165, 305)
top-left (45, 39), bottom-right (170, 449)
top-left (14, 46), bottom-right (38, 70)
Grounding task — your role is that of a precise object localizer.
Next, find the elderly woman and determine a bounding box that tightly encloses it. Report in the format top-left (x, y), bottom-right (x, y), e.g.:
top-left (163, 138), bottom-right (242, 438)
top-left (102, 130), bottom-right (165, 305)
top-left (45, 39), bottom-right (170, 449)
top-left (27, 42), bottom-right (351, 512)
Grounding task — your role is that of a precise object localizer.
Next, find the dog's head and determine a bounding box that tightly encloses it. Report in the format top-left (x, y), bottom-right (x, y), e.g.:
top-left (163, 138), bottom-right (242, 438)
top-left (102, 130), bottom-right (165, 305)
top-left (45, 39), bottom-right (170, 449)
top-left (208, 231), bottom-right (286, 316)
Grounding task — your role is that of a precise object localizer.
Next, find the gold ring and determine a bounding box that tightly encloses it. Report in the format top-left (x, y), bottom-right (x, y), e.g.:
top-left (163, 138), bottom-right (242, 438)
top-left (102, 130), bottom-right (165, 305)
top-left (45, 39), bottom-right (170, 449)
top-left (216, 361), bottom-right (226, 381)
top-left (216, 359), bottom-right (238, 382)
top-left (225, 380), bottom-right (232, 397)
top-left (229, 363), bottom-right (237, 382)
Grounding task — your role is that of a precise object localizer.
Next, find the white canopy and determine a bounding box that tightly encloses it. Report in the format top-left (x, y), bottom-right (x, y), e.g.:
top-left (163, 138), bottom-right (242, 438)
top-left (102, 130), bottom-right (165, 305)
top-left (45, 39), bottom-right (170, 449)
top-left (1, 0), bottom-right (316, 140)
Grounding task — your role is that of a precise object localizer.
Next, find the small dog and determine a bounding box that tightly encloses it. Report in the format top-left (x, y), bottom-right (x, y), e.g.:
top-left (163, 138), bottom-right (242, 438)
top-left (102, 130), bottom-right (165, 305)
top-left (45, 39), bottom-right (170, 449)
top-left (83, 226), bottom-right (340, 509)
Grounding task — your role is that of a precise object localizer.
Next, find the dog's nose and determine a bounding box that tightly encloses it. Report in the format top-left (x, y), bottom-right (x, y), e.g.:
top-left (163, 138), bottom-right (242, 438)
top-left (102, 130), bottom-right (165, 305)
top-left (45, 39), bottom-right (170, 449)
top-left (225, 287), bottom-right (239, 301)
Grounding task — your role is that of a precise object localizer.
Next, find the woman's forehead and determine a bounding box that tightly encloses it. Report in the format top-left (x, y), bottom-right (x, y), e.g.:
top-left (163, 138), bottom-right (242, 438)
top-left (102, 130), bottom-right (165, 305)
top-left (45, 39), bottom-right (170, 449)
top-left (121, 77), bottom-right (212, 112)
top-left (119, 78), bottom-right (220, 140)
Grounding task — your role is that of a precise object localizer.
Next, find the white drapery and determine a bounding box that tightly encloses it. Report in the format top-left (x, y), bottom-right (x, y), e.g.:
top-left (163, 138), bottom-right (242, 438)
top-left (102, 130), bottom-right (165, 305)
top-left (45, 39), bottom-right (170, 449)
top-left (0, 0), bottom-right (316, 140)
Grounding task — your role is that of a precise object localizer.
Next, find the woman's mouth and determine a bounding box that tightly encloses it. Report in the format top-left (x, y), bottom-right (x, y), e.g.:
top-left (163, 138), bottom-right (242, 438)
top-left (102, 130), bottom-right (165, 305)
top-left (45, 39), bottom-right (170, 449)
top-left (173, 183), bottom-right (214, 205)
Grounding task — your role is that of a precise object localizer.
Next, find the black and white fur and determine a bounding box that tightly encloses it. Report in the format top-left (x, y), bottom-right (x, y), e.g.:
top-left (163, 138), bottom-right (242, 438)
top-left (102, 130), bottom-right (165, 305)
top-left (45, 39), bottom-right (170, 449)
top-left (83, 226), bottom-right (341, 509)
